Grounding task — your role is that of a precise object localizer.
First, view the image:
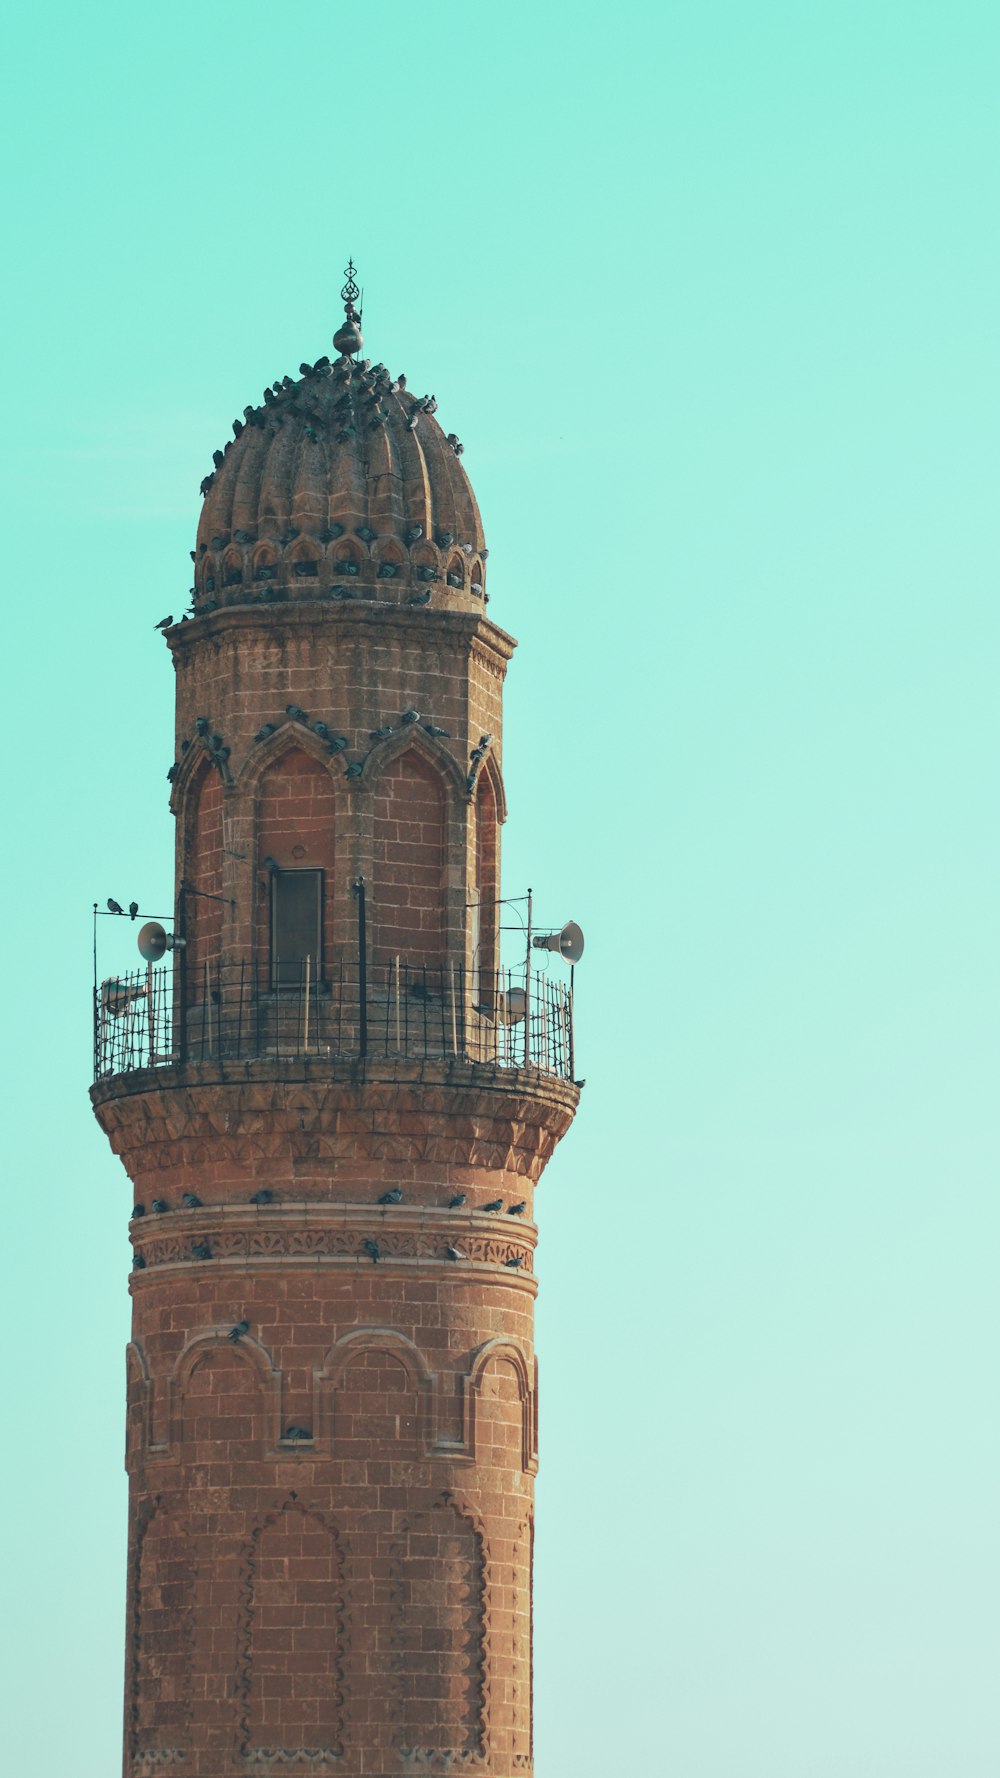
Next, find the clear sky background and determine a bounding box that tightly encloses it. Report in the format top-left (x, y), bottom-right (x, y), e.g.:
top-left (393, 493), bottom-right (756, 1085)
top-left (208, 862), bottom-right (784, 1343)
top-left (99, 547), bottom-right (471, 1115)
top-left (1, 2), bottom-right (998, 1772)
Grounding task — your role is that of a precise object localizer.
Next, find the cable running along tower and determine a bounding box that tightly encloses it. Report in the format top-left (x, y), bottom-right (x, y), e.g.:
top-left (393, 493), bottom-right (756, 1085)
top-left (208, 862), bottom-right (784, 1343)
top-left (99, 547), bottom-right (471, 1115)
top-left (91, 270), bottom-right (581, 1778)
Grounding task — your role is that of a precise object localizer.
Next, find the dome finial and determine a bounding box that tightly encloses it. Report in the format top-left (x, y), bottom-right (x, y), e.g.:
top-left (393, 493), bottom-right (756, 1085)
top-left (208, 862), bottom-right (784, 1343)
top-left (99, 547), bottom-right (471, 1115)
top-left (333, 258), bottom-right (364, 358)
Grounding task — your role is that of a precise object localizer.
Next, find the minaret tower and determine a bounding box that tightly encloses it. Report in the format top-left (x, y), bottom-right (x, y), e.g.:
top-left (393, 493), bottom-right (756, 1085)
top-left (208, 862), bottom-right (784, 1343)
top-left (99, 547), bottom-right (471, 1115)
top-left (91, 268), bottom-right (580, 1778)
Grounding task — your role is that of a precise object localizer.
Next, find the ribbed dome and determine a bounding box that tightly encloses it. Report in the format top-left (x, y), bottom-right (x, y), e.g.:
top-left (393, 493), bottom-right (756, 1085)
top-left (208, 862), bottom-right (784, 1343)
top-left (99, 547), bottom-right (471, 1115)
top-left (193, 347), bottom-right (488, 615)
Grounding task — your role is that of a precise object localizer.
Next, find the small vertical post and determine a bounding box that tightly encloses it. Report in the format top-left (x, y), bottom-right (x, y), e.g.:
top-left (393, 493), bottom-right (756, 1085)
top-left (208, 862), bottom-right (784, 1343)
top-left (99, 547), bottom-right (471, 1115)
top-left (353, 878), bottom-right (368, 1058)
top-left (524, 887), bottom-right (533, 1068)
top-left (568, 964), bottom-right (575, 1080)
top-left (449, 962), bottom-right (458, 1056)
top-left (146, 961), bottom-right (155, 1065)
top-left (304, 953), bottom-right (311, 1052)
top-left (177, 880), bottom-right (189, 1065)
top-left (394, 955), bottom-right (401, 1051)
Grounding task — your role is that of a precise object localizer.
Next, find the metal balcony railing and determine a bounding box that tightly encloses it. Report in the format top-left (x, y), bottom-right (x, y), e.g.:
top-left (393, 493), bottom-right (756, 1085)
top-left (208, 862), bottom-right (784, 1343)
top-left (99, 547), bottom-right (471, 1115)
top-left (94, 958), bottom-right (575, 1084)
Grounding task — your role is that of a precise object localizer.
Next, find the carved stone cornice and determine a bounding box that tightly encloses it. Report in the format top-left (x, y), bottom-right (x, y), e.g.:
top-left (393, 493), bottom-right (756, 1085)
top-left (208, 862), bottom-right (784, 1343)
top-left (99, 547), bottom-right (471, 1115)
top-left (92, 1058), bottom-right (579, 1187)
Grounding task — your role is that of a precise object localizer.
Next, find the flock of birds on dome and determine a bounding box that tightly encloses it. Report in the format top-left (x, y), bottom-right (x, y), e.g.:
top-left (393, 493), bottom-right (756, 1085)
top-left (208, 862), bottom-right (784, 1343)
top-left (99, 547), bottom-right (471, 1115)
top-left (198, 356), bottom-right (466, 510)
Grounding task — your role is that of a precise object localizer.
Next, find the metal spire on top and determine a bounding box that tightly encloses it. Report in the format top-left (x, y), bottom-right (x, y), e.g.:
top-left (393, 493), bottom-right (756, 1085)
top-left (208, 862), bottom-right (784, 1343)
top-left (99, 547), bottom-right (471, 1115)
top-left (333, 258), bottom-right (364, 358)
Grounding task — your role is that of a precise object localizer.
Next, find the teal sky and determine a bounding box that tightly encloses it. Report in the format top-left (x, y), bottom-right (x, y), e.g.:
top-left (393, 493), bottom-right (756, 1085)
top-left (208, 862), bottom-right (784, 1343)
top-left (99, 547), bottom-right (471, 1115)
top-left (2, 2), bottom-right (998, 1771)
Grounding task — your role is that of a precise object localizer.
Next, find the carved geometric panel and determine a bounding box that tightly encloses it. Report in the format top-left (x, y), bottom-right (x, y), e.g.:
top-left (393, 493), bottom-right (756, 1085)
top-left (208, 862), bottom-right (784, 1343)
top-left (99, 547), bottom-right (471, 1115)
top-left (130, 1505), bottom-right (193, 1765)
top-left (391, 1495), bottom-right (486, 1762)
top-left (239, 1500), bottom-right (344, 1762)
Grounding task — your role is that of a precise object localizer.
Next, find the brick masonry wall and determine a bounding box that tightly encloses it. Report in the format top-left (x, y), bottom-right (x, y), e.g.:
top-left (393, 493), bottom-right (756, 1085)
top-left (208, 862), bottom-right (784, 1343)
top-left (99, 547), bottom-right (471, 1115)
top-left (93, 592), bottom-right (578, 1777)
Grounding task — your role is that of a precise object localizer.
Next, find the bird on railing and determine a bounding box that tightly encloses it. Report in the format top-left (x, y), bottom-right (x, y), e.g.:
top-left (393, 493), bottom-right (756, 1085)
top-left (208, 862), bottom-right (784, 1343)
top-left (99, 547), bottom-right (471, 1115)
top-left (483, 1198), bottom-right (503, 1213)
top-left (363, 1238), bottom-right (381, 1264)
top-left (445, 1245), bottom-right (465, 1262)
top-left (132, 1204), bottom-right (146, 1219)
top-left (504, 1255), bottom-right (525, 1269)
top-left (284, 1425), bottom-right (311, 1441)
top-left (507, 1201), bottom-right (526, 1216)
top-left (229, 1320), bottom-right (250, 1342)
top-left (448, 1192), bottom-right (467, 1208)
top-left (152, 1199), bottom-right (169, 1213)
top-left (423, 722), bottom-right (449, 738)
top-left (192, 1241), bottom-right (212, 1260)
top-left (378, 1188), bottom-right (403, 1205)
top-left (249, 1188), bottom-right (274, 1205)
top-left (107, 899), bottom-right (124, 915)
top-left (182, 1192), bottom-right (202, 1209)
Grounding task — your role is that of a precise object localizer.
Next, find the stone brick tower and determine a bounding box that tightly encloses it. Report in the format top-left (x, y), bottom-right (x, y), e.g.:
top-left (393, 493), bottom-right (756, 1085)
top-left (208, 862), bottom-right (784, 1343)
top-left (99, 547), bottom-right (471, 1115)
top-left (91, 268), bottom-right (580, 1778)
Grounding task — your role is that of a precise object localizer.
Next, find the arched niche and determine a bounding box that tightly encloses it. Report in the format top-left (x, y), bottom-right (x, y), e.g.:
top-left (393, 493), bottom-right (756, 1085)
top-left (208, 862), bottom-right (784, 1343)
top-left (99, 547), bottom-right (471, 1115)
top-left (467, 1340), bottom-right (533, 1472)
top-left (317, 1327), bottom-right (433, 1456)
top-left (125, 1341), bottom-right (151, 1474)
top-left (238, 1498), bottom-right (345, 1761)
top-left (371, 746), bottom-right (447, 970)
top-left (253, 746), bottom-right (337, 986)
top-left (185, 758), bottom-right (224, 988)
top-left (129, 1500), bottom-right (194, 1762)
top-left (391, 1492), bottom-right (487, 1762)
top-left (473, 768), bottom-right (499, 995)
top-left (170, 1332), bottom-right (280, 1456)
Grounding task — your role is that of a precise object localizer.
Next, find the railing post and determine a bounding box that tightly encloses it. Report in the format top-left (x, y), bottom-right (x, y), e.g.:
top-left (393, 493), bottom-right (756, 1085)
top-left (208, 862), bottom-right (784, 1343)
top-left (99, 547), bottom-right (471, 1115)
top-left (524, 887), bottom-right (533, 1068)
top-left (353, 878), bottom-right (368, 1058)
top-left (177, 880), bottom-right (189, 1065)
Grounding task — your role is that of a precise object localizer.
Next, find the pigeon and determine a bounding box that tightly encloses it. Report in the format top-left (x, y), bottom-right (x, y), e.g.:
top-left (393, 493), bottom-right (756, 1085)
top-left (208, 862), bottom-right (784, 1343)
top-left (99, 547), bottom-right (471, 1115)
top-left (400, 708), bottom-right (421, 725)
top-left (284, 1425), bottom-right (311, 1441)
top-left (107, 898), bottom-right (124, 915)
top-left (356, 526), bottom-right (376, 543)
top-left (182, 1192), bottom-right (202, 1209)
top-left (254, 724), bottom-right (276, 742)
top-left (229, 1320), bottom-right (250, 1342)
top-left (345, 761), bottom-right (364, 779)
top-left (363, 1238), bottom-right (381, 1264)
top-left (326, 735), bottom-right (348, 754)
top-left (405, 525), bottom-right (424, 544)
top-left (507, 1201), bottom-right (526, 1216)
top-left (448, 1193), bottom-right (467, 1208)
top-left (192, 1241), bottom-right (212, 1260)
top-left (445, 1245), bottom-right (464, 1262)
top-left (195, 716), bottom-right (209, 735)
top-left (423, 723), bottom-right (449, 738)
top-left (479, 734), bottom-right (494, 750)
top-left (262, 856), bottom-right (279, 874)
top-left (407, 588), bottom-right (431, 607)
top-left (504, 1255), bottom-right (524, 1269)
top-left (167, 763), bottom-right (179, 783)
top-left (378, 1188), bottom-right (403, 1205)
top-left (249, 1188), bottom-right (274, 1205)
top-left (436, 530), bottom-right (454, 548)
top-left (286, 704), bottom-right (309, 723)
top-left (311, 721), bottom-right (331, 739)
top-left (128, 901), bottom-right (140, 921)
top-left (155, 615), bottom-right (173, 631)
top-left (483, 1199), bottom-right (503, 1213)
top-left (151, 1199), bottom-right (169, 1213)
top-left (132, 1204), bottom-right (146, 1219)
top-left (133, 1253), bottom-right (146, 1270)
top-left (369, 725), bottom-right (393, 741)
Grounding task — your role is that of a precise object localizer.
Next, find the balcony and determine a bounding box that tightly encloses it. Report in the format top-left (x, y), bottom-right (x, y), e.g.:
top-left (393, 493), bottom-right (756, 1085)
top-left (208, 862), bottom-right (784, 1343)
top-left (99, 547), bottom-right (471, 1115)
top-left (93, 957), bottom-right (575, 1084)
